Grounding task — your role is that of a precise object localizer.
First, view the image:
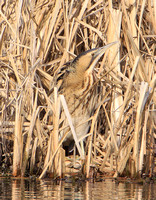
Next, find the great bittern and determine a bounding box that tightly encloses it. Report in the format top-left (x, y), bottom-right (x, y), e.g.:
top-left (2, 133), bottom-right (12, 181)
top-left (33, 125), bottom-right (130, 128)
top-left (55, 42), bottom-right (117, 149)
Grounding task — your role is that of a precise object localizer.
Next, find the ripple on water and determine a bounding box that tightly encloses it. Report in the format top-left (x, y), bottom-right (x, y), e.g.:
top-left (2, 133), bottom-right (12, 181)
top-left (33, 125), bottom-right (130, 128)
top-left (0, 178), bottom-right (156, 200)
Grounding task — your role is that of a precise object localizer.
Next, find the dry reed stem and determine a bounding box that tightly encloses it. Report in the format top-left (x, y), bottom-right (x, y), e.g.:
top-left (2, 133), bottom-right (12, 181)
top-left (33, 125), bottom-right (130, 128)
top-left (30, 137), bottom-right (38, 174)
top-left (103, 104), bottom-right (118, 152)
top-left (133, 81), bottom-right (149, 172)
top-left (60, 95), bottom-right (84, 159)
top-left (114, 56), bottom-right (140, 133)
top-left (22, 88), bottom-right (38, 176)
top-left (39, 127), bottom-right (70, 179)
top-left (44, 1), bottom-right (62, 60)
top-left (12, 96), bottom-right (23, 176)
top-left (86, 107), bottom-right (99, 178)
top-left (107, 8), bottom-right (122, 145)
top-left (114, 142), bottom-right (133, 177)
top-left (139, 110), bottom-right (149, 173)
top-left (52, 88), bottom-right (60, 175)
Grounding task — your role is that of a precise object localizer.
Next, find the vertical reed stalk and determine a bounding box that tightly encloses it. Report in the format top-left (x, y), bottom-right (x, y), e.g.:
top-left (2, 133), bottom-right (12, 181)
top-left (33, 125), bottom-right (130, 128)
top-left (133, 82), bottom-right (149, 173)
top-left (13, 96), bottom-right (23, 176)
top-left (107, 5), bottom-right (122, 145)
top-left (52, 88), bottom-right (60, 176)
top-left (21, 88), bottom-right (38, 176)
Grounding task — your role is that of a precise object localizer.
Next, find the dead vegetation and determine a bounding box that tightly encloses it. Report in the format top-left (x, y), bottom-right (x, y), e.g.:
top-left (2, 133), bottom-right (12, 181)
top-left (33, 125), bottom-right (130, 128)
top-left (0, 0), bottom-right (156, 178)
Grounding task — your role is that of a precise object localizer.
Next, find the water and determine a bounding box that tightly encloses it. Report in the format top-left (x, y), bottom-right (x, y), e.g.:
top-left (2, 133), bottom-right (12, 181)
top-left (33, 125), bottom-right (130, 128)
top-left (0, 177), bottom-right (155, 199)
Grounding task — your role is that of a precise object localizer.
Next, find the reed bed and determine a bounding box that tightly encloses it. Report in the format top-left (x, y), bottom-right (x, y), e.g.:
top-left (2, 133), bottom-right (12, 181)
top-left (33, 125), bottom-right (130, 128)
top-left (0, 0), bottom-right (155, 178)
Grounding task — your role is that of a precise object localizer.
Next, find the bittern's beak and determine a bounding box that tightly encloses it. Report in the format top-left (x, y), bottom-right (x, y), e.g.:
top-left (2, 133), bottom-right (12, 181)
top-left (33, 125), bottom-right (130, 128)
top-left (93, 41), bottom-right (118, 58)
top-left (87, 41), bottom-right (119, 73)
top-left (74, 41), bottom-right (119, 75)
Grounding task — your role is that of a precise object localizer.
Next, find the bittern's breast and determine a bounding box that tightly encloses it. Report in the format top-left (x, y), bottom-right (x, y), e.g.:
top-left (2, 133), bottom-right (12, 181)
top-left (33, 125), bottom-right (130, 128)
top-left (59, 72), bottom-right (98, 143)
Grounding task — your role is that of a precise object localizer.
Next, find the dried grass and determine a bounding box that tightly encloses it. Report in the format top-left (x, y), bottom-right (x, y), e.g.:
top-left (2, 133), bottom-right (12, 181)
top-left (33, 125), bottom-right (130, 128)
top-left (0, 0), bottom-right (155, 178)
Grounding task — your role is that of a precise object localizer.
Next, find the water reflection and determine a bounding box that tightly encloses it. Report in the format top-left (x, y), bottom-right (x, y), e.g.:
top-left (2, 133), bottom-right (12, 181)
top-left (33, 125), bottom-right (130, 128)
top-left (0, 177), bottom-right (155, 199)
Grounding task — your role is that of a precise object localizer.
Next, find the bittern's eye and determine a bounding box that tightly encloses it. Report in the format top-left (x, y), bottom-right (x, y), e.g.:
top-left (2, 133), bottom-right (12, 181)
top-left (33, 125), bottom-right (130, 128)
top-left (92, 53), bottom-right (95, 57)
top-left (66, 70), bottom-right (70, 74)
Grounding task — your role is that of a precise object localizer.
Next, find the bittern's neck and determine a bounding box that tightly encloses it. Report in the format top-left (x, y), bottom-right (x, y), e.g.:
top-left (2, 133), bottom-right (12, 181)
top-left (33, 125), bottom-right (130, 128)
top-left (65, 68), bottom-right (91, 87)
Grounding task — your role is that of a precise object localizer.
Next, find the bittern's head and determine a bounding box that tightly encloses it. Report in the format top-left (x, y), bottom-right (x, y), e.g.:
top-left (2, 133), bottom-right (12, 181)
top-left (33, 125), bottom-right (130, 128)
top-left (57, 42), bottom-right (118, 88)
top-left (72, 41), bottom-right (118, 75)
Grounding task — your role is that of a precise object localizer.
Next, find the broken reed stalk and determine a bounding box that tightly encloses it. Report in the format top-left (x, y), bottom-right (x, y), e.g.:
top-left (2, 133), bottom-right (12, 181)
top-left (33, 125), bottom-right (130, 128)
top-left (112, 55), bottom-right (140, 152)
top-left (107, 7), bottom-right (122, 146)
top-left (0, 0), bottom-right (155, 178)
top-left (52, 88), bottom-right (60, 175)
top-left (12, 95), bottom-right (23, 176)
top-left (86, 107), bottom-right (99, 178)
top-left (39, 124), bottom-right (70, 179)
top-left (30, 137), bottom-right (38, 174)
top-left (60, 95), bottom-right (84, 159)
top-left (133, 82), bottom-right (149, 173)
top-left (22, 88), bottom-right (38, 176)
top-left (139, 109), bottom-right (149, 174)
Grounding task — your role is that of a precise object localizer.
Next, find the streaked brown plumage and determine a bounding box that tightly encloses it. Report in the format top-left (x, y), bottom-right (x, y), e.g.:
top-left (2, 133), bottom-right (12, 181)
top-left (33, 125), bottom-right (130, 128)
top-left (55, 42), bottom-right (117, 146)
